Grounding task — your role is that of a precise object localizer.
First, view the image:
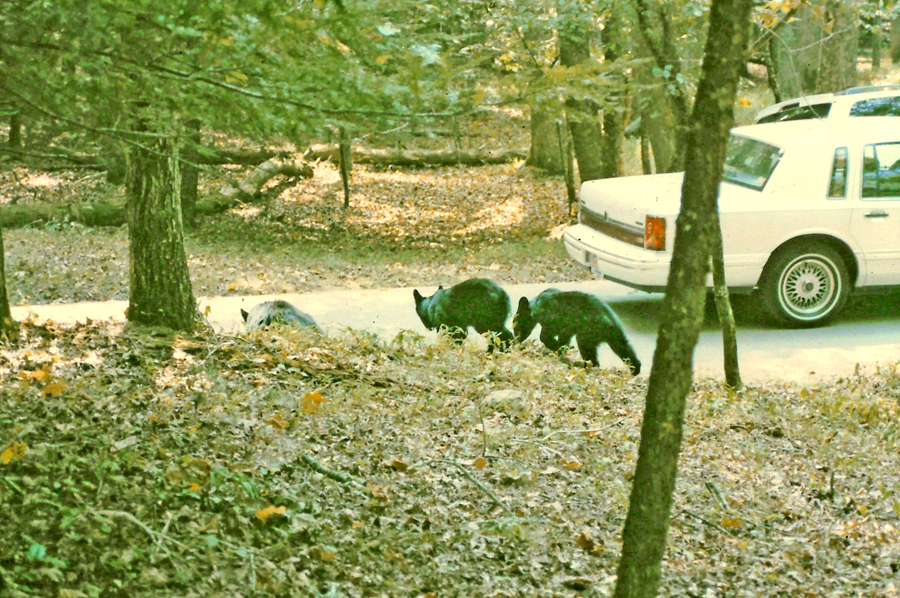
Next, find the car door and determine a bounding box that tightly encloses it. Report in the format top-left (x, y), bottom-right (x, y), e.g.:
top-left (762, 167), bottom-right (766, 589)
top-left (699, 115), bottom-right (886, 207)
top-left (850, 141), bottom-right (900, 286)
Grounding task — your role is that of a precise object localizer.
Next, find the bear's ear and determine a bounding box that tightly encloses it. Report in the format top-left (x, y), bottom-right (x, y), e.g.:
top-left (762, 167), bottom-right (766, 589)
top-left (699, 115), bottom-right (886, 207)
top-left (517, 297), bottom-right (531, 312)
top-left (240, 309), bottom-right (249, 322)
top-left (438, 285), bottom-right (443, 290)
top-left (413, 290), bottom-right (423, 304)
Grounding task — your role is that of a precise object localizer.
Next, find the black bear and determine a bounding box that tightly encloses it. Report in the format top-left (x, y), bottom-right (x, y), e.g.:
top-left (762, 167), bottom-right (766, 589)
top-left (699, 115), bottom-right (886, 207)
top-left (241, 300), bottom-right (319, 332)
top-left (413, 278), bottom-right (513, 351)
top-left (514, 289), bottom-right (640, 375)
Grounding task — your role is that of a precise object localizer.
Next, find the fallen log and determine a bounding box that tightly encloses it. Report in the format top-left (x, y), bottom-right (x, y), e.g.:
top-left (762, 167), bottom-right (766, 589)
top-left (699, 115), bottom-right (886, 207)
top-left (0, 157), bottom-right (314, 229)
top-left (303, 145), bottom-right (527, 166)
top-left (218, 156), bottom-right (313, 202)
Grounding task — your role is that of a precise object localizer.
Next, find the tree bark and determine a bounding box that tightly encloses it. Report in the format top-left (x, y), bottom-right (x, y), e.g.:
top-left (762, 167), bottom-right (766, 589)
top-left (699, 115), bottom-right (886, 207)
top-left (892, 15), bottom-right (900, 64)
top-left (180, 118), bottom-right (201, 228)
top-left (527, 96), bottom-right (566, 175)
top-left (126, 135), bottom-right (197, 331)
top-left (711, 211), bottom-right (742, 389)
top-left (559, 3), bottom-right (605, 183)
top-left (339, 126), bottom-right (351, 209)
top-left (0, 223), bottom-right (15, 337)
top-left (613, 0), bottom-right (753, 595)
top-left (8, 112), bottom-right (21, 149)
top-left (557, 119), bottom-right (577, 219)
top-left (600, 7), bottom-right (625, 179)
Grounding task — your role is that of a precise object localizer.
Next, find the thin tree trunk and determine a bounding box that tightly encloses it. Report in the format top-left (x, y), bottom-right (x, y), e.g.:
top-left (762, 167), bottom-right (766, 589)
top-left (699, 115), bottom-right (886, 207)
top-left (8, 112), bottom-right (21, 149)
top-left (613, 0), bottom-right (753, 595)
top-left (892, 15), bottom-right (900, 64)
top-left (339, 126), bottom-right (351, 209)
top-left (126, 135), bottom-right (198, 331)
top-left (180, 118), bottom-right (201, 228)
top-left (765, 40), bottom-right (783, 103)
top-left (556, 119), bottom-right (577, 219)
top-left (711, 212), bottom-right (742, 389)
top-left (639, 113), bottom-right (653, 174)
top-left (0, 224), bottom-right (15, 336)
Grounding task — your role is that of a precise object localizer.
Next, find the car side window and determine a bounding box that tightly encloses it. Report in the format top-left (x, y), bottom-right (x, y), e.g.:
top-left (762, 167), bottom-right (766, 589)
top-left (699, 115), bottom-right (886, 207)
top-left (862, 142), bottom-right (900, 199)
top-left (827, 147), bottom-right (848, 199)
top-left (850, 96), bottom-right (900, 117)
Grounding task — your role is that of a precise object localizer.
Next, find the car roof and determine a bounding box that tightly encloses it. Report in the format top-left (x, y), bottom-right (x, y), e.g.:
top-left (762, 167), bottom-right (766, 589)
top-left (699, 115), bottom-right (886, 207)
top-left (754, 87), bottom-right (900, 122)
top-left (733, 117), bottom-right (900, 148)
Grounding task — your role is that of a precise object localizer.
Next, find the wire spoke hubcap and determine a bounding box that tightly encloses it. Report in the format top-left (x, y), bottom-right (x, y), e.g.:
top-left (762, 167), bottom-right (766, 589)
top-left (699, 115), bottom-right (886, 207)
top-left (779, 255), bottom-right (839, 318)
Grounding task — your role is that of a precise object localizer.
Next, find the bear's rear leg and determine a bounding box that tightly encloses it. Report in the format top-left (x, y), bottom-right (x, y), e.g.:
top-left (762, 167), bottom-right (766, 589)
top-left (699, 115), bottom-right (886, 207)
top-left (576, 335), bottom-right (601, 368)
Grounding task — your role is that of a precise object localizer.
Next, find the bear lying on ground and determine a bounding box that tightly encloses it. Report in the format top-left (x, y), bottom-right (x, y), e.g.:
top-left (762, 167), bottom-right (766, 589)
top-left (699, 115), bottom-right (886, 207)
top-left (241, 300), bottom-right (318, 332)
top-left (514, 289), bottom-right (640, 375)
top-left (413, 278), bottom-right (513, 351)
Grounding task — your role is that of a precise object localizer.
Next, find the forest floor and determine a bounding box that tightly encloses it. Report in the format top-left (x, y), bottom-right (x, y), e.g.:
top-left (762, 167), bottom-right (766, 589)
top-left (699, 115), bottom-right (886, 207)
top-left (1, 319), bottom-right (899, 597)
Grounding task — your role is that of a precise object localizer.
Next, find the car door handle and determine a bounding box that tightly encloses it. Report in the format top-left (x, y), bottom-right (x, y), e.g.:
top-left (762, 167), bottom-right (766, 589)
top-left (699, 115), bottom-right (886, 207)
top-left (865, 211), bottom-right (889, 218)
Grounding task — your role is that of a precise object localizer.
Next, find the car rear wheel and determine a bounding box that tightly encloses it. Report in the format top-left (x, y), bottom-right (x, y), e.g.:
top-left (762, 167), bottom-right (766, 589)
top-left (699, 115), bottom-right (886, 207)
top-left (759, 242), bottom-right (850, 327)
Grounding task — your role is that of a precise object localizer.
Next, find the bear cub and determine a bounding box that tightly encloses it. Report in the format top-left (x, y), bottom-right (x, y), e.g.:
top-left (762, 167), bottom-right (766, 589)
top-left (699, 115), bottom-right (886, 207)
top-left (514, 289), bottom-right (640, 375)
top-left (241, 300), bottom-right (318, 332)
top-left (413, 278), bottom-right (513, 351)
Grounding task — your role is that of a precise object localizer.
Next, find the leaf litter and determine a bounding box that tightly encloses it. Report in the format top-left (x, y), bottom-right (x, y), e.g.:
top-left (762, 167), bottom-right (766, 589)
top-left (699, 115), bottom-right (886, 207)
top-left (1, 319), bottom-right (898, 596)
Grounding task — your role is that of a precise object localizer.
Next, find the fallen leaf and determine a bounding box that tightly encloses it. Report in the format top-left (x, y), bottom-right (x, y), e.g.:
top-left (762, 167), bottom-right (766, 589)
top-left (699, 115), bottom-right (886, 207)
top-left (1, 441), bottom-right (28, 464)
top-left (256, 505), bottom-right (287, 522)
top-left (42, 382), bottom-right (67, 397)
top-left (301, 389), bottom-right (325, 414)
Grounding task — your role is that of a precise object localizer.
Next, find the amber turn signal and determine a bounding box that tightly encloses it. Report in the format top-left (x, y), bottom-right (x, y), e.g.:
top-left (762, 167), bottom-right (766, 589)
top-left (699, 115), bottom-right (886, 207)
top-left (644, 216), bottom-right (666, 251)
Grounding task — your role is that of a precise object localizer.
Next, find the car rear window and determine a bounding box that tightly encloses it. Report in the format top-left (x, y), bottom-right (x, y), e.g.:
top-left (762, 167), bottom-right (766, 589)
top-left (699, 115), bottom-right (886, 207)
top-left (850, 96), bottom-right (900, 116)
top-left (723, 135), bottom-right (783, 191)
top-left (756, 103), bottom-right (831, 123)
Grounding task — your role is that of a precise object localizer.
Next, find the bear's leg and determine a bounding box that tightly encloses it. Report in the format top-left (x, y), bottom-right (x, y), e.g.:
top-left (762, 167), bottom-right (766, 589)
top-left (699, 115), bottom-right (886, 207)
top-left (576, 334), bottom-right (601, 367)
top-left (606, 329), bottom-right (641, 375)
top-left (540, 327), bottom-right (570, 354)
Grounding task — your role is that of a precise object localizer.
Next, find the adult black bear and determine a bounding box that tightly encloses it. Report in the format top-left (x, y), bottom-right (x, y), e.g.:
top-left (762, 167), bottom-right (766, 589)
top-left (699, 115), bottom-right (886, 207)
top-left (514, 289), bottom-right (640, 375)
top-left (241, 300), bottom-right (318, 332)
top-left (413, 278), bottom-right (513, 351)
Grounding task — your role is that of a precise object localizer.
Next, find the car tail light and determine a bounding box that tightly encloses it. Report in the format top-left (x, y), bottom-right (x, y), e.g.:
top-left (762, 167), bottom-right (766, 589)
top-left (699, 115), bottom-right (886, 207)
top-left (644, 216), bottom-right (665, 251)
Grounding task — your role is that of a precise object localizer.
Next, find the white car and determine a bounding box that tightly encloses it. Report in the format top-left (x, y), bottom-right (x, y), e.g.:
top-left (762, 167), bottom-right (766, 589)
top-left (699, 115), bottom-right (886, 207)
top-left (754, 85), bottom-right (900, 123)
top-left (562, 117), bottom-right (900, 326)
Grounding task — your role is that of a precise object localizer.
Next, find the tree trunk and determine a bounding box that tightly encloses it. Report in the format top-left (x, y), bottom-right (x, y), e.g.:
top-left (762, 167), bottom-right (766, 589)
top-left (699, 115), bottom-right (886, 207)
top-left (0, 224), bottom-right (15, 337)
top-left (639, 114), bottom-right (653, 174)
top-left (559, 4), bottom-right (605, 183)
top-left (892, 15), bottom-right (900, 64)
top-left (180, 119), bottom-right (201, 228)
top-left (600, 7), bottom-right (625, 179)
top-left (769, 2), bottom-right (858, 96)
top-left (711, 212), bottom-right (742, 389)
top-left (339, 126), bottom-right (351, 209)
top-left (126, 135), bottom-right (197, 331)
top-left (632, 0), bottom-right (691, 172)
top-left (613, 0), bottom-right (753, 595)
top-left (872, 25), bottom-right (882, 69)
top-left (527, 96), bottom-right (566, 175)
top-left (8, 112), bottom-right (21, 149)
top-left (556, 119), bottom-right (577, 219)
